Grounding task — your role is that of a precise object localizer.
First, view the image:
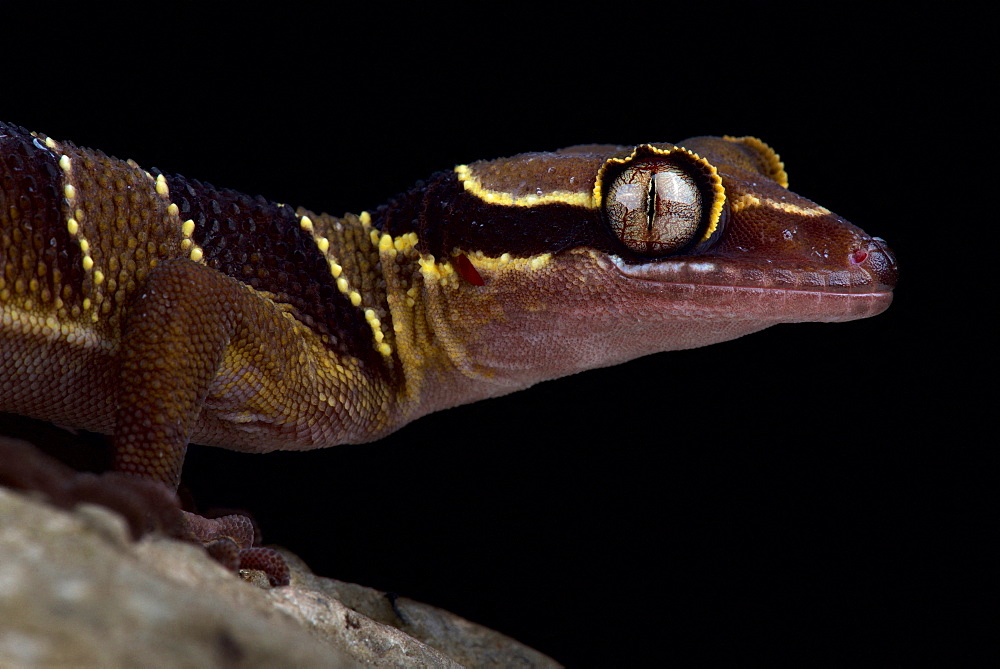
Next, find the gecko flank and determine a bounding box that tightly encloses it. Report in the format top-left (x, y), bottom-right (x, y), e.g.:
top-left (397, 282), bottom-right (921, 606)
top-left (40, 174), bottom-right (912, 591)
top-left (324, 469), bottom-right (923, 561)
top-left (0, 123), bottom-right (897, 576)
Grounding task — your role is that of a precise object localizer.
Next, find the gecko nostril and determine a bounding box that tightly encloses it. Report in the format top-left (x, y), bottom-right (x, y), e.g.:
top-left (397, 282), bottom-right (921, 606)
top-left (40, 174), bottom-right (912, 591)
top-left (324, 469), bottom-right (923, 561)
top-left (861, 236), bottom-right (898, 290)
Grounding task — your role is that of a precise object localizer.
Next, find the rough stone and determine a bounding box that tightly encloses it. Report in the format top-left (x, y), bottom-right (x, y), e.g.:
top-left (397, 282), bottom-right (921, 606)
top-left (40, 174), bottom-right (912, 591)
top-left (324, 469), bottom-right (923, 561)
top-left (0, 485), bottom-right (560, 667)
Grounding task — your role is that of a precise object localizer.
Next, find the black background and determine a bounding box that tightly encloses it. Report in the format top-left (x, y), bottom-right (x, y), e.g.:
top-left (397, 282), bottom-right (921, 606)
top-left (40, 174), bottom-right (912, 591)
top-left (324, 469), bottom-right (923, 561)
top-left (2, 3), bottom-right (983, 666)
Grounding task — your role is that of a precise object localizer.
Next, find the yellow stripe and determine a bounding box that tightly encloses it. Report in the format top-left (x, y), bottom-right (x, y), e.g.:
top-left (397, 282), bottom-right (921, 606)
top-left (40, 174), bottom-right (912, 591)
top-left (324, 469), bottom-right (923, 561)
top-left (455, 165), bottom-right (596, 208)
top-left (730, 192), bottom-right (829, 216)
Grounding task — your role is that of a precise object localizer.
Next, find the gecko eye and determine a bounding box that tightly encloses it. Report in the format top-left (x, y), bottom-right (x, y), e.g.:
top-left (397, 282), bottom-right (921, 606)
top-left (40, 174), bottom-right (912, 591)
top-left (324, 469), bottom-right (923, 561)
top-left (605, 160), bottom-right (701, 255)
top-left (600, 145), bottom-right (726, 257)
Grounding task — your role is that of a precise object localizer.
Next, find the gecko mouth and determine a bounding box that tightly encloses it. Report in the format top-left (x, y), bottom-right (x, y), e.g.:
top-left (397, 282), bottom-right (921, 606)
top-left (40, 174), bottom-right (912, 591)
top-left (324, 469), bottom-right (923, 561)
top-left (612, 236), bottom-right (898, 296)
top-left (602, 236), bottom-right (897, 323)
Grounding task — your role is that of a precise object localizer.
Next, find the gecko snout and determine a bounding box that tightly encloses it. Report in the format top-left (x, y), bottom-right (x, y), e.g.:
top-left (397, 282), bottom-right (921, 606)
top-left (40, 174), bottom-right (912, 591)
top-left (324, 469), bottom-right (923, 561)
top-left (852, 237), bottom-right (898, 291)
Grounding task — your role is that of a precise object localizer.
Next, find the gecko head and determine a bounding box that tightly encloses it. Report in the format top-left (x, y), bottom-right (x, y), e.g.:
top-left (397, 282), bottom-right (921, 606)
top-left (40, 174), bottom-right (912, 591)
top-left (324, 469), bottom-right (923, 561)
top-left (594, 136), bottom-right (898, 324)
top-left (383, 136), bottom-right (897, 380)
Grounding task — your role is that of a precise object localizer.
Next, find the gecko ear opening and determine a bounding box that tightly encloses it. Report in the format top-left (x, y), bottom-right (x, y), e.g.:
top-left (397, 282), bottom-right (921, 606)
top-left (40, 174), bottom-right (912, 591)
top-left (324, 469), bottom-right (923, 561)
top-left (597, 144), bottom-right (726, 258)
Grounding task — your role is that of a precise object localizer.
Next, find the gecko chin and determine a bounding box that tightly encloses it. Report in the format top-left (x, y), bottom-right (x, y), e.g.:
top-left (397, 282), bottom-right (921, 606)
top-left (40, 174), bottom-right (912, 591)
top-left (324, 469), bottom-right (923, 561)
top-left (460, 243), bottom-right (896, 384)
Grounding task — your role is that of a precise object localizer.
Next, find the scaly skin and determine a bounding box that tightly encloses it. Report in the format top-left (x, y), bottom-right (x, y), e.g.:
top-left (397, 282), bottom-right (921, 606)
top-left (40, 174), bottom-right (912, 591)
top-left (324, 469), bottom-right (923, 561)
top-left (0, 122), bottom-right (897, 582)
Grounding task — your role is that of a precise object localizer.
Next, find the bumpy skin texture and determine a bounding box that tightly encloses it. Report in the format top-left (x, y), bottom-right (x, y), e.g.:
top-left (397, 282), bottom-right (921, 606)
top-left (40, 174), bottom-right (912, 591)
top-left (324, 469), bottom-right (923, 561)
top-left (1, 123), bottom-right (896, 582)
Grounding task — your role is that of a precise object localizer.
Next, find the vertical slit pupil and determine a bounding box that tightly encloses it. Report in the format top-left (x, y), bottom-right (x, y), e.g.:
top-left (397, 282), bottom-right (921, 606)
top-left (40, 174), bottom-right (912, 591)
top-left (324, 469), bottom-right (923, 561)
top-left (646, 171), bottom-right (656, 233)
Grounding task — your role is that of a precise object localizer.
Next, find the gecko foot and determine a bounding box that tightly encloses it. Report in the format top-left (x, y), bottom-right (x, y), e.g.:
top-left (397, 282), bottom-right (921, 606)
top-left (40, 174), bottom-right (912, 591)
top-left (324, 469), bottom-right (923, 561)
top-left (238, 546), bottom-right (292, 586)
top-left (182, 511), bottom-right (291, 586)
top-left (0, 438), bottom-right (291, 586)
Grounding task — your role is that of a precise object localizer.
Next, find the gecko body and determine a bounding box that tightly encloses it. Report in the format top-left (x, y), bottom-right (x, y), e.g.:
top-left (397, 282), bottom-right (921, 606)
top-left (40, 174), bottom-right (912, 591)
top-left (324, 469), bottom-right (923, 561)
top-left (0, 123), bottom-right (897, 575)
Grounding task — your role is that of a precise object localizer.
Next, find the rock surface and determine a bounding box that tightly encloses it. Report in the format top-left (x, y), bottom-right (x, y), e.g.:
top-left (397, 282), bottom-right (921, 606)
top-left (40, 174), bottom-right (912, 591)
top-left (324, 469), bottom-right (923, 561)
top-left (0, 485), bottom-right (560, 667)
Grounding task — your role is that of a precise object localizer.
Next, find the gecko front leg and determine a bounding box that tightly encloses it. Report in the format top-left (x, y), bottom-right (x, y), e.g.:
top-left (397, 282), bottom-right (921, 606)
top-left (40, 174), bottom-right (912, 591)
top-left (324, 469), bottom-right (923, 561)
top-left (113, 258), bottom-right (299, 585)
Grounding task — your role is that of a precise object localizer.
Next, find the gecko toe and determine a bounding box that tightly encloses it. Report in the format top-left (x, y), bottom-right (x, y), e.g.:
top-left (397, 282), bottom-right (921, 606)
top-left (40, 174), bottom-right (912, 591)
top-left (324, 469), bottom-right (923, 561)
top-left (238, 546), bottom-right (291, 586)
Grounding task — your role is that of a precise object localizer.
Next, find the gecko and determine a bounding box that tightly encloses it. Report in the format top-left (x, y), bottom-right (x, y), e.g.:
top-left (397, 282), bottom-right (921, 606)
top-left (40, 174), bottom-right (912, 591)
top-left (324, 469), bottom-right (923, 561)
top-left (0, 122), bottom-right (897, 583)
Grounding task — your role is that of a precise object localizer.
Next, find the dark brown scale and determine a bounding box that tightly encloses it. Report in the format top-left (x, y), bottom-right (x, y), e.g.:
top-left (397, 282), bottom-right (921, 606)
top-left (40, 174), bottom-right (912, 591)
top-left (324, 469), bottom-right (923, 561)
top-left (161, 171), bottom-right (384, 373)
top-left (0, 122), bottom-right (85, 309)
top-left (374, 171), bottom-right (621, 260)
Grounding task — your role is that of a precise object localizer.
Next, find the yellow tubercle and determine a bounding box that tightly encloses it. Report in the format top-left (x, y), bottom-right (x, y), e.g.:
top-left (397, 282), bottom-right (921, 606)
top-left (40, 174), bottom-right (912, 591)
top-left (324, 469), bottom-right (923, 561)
top-left (729, 193), bottom-right (762, 213)
top-left (393, 232), bottom-right (418, 253)
top-left (155, 174), bottom-right (169, 196)
top-left (530, 254), bottom-right (551, 270)
top-left (418, 255), bottom-right (452, 280)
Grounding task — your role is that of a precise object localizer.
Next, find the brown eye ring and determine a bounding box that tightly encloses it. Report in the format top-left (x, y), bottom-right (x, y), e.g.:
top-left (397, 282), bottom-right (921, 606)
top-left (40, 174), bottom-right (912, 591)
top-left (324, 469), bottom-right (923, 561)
top-left (599, 145), bottom-right (726, 258)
